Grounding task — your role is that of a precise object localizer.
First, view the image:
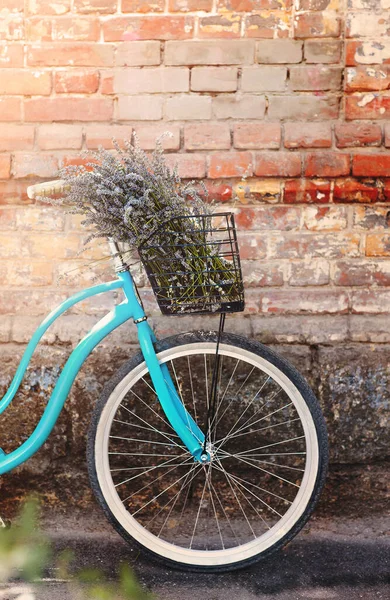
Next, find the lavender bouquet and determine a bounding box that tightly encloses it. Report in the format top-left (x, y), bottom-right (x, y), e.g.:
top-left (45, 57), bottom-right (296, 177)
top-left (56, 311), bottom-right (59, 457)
top-left (56, 133), bottom-right (243, 315)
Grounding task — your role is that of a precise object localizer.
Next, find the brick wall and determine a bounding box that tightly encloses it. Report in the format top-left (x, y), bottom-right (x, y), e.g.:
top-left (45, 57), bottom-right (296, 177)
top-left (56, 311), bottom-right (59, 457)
top-left (0, 0), bottom-right (389, 476)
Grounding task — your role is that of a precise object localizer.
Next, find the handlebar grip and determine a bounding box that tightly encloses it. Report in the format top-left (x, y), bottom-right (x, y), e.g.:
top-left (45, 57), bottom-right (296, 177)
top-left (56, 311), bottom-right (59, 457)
top-left (27, 179), bottom-right (68, 199)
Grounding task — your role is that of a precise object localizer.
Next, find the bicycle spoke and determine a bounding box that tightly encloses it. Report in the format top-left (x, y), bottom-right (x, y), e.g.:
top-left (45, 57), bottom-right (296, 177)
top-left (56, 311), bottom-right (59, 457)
top-left (231, 435), bottom-right (306, 457)
top-left (219, 416), bottom-right (301, 443)
top-left (218, 451), bottom-right (300, 488)
top-left (114, 452), bottom-right (189, 488)
top-left (190, 466), bottom-right (209, 549)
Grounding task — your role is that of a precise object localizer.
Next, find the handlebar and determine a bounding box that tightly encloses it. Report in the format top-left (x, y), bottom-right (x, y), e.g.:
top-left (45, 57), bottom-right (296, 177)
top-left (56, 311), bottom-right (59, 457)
top-left (27, 179), bottom-right (67, 199)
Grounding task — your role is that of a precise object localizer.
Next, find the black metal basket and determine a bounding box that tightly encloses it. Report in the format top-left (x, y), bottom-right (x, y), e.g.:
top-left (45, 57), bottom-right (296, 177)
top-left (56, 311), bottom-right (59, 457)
top-left (138, 212), bottom-right (245, 316)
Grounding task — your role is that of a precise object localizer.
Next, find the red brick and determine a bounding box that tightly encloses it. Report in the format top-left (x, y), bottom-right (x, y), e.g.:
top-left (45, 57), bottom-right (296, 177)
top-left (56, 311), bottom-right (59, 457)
top-left (235, 206), bottom-right (300, 230)
top-left (237, 232), bottom-right (267, 259)
top-left (12, 153), bottom-right (59, 178)
top-left (26, 0), bottom-right (70, 14)
top-left (37, 125), bottom-right (83, 150)
top-left (74, 0), bottom-right (117, 13)
top-left (103, 16), bottom-right (194, 42)
top-left (346, 66), bottom-right (390, 92)
top-left (85, 124), bottom-right (133, 148)
top-left (366, 234), bottom-right (390, 257)
top-left (122, 0), bottom-right (164, 11)
top-left (351, 290), bottom-right (390, 314)
top-left (27, 43), bottom-right (114, 66)
top-left (346, 41), bottom-right (390, 67)
top-left (242, 261), bottom-right (284, 287)
top-left (261, 290), bottom-right (348, 314)
top-left (185, 123), bottom-right (231, 150)
top-left (208, 152), bottom-right (253, 178)
top-left (305, 152), bottom-right (350, 177)
top-left (234, 123), bottom-right (281, 149)
top-left (0, 125), bottom-right (35, 151)
top-left (218, 0), bottom-right (291, 8)
top-left (199, 14), bottom-right (241, 39)
top-left (335, 123), bottom-right (382, 148)
top-left (245, 12), bottom-right (291, 39)
top-left (61, 156), bottom-right (98, 169)
top-left (302, 206), bottom-right (347, 231)
top-left (100, 72), bottom-right (113, 94)
top-left (284, 123), bottom-right (331, 149)
top-left (353, 154), bottom-right (390, 177)
top-left (333, 178), bottom-right (379, 203)
top-left (0, 44), bottom-right (24, 68)
top-left (2, 0), bottom-right (24, 10)
top-left (0, 155), bottom-right (11, 179)
top-left (0, 15), bottom-right (24, 41)
top-left (169, 0), bottom-right (212, 10)
top-left (254, 152), bottom-right (301, 177)
top-left (25, 17), bottom-right (52, 42)
top-left (52, 17), bottom-right (100, 41)
top-left (54, 70), bottom-right (99, 93)
top-left (294, 13), bottom-right (340, 38)
top-left (25, 97), bottom-right (113, 122)
top-left (0, 69), bottom-right (51, 95)
top-left (268, 234), bottom-right (301, 259)
top-left (0, 181), bottom-right (30, 205)
top-left (0, 97), bottom-right (22, 121)
top-left (334, 260), bottom-right (390, 287)
top-left (284, 179), bottom-right (330, 204)
top-left (346, 95), bottom-right (390, 120)
top-left (203, 181), bottom-right (233, 203)
top-left (165, 153), bottom-right (206, 179)
top-left (384, 124), bottom-right (390, 147)
top-left (383, 180), bottom-right (390, 202)
top-left (345, 41), bottom-right (360, 67)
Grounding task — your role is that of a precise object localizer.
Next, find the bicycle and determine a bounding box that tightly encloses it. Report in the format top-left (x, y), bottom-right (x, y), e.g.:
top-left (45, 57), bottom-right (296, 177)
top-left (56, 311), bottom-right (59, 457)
top-left (0, 179), bottom-right (328, 572)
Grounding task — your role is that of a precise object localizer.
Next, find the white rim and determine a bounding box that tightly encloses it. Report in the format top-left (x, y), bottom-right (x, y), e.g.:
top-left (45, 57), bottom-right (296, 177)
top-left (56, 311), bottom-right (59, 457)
top-left (94, 342), bottom-right (319, 568)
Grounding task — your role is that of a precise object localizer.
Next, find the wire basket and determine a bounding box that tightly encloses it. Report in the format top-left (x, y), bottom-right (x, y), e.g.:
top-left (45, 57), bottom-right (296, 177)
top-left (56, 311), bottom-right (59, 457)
top-left (138, 212), bottom-right (245, 316)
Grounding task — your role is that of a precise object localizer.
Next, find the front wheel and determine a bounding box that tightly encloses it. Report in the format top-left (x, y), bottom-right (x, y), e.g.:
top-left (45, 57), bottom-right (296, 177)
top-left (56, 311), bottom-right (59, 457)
top-left (87, 331), bottom-right (328, 572)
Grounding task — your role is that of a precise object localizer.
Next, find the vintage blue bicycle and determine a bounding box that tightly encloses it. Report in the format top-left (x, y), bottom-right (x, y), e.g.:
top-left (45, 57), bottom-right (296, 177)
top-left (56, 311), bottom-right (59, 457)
top-left (0, 180), bottom-right (328, 572)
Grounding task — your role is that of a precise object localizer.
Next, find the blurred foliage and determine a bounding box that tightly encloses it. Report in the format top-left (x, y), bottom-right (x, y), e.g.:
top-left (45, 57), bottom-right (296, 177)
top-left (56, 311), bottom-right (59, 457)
top-left (0, 500), bottom-right (152, 600)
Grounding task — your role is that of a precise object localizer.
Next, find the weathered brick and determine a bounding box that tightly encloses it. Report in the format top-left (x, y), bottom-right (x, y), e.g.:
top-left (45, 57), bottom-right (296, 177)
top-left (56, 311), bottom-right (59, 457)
top-left (347, 12), bottom-right (390, 39)
top-left (245, 12), bottom-right (291, 39)
top-left (0, 125), bottom-right (34, 151)
top-left (334, 178), bottom-right (380, 203)
top-left (84, 125), bottom-right (133, 148)
top-left (164, 40), bottom-right (255, 65)
top-left (284, 122), bottom-right (331, 148)
top-left (24, 233), bottom-right (82, 259)
top-left (203, 180), bottom-right (233, 202)
top-left (0, 181), bottom-right (30, 205)
top-left (354, 206), bottom-right (390, 230)
top-left (235, 206), bottom-right (300, 230)
top-left (237, 232), bottom-right (267, 259)
top-left (268, 95), bottom-right (339, 120)
top-left (289, 66), bottom-right (342, 91)
top-left (349, 315), bottom-right (390, 343)
top-left (304, 39), bottom-right (341, 63)
top-left (234, 178), bottom-right (281, 203)
top-left (12, 153), bottom-right (59, 179)
top-left (0, 234), bottom-right (21, 257)
top-left (346, 40), bottom-right (390, 67)
top-left (268, 234), bottom-right (301, 258)
top-left (208, 152), bottom-right (253, 178)
top-left (335, 123), bottom-right (382, 148)
top-left (25, 17), bottom-right (52, 42)
top-left (0, 261), bottom-right (53, 286)
top-left (296, 0), bottom-right (335, 9)
top-left (346, 66), bottom-right (390, 92)
top-left (25, 97), bottom-right (113, 122)
top-left (185, 123), bottom-right (231, 150)
top-left (113, 67), bottom-right (189, 94)
top-left (115, 41), bottom-right (161, 66)
top-left (0, 43), bottom-right (24, 67)
top-left (0, 155), bottom-right (11, 179)
top-left (117, 95), bottom-right (163, 120)
top-left (165, 95), bottom-right (211, 120)
top-left (302, 233), bottom-right (361, 258)
top-left (165, 153), bottom-right (206, 178)
top-left (256, 39), bottom-right (302, 63)
top-left (333, 260), bottom-right (390, 286)
top-left (0, 69), bottom-right (51, 95)
top-left (36, 125), bottom-right (82, 150)
top-left (103, 16), bottom-right (194, 42)
top-left (213, 95), bottom-right (265, 119)
top-left (27, 43), bottom-right (114, 66)
top-left (54, 70), bottom-right (99, 94)
top-left (133, 124), bottom-right (181, 150)
top-left (303, 206), bottom-right (347, 231)
top-left (261, 290), bottom-right (348, 314)
top-left (251, 314), bottom-right (348, 344)
top-left (52, 17), bottom-right (100, 41)
top-left (242, 261), bottom-right (284, 288)
top-left (254, 152), bottom-right (301, 177)
top-left (346, 95), bottom-right (390, 120)
top-left (169, 0), bottom-right (212, 10)
top-left (0, 97), bottom-right (22, 121)
top-left (122, 0), bottom-right (164, 11)
top-left (15, 207), bottom-right (65, 231)
top-left (353, 153), bottom-right (390, 177)
top-left (191, 67), bottom-right (238, 92)
top-left (241, 66), bottom-right (286, 92)
top-left (384, 124), bottom-right (390, 147)
top-left (305, 152), bottom-right (350, 177)
top-left (294, 13), bottom-right (340, 38)
top-left (0, 15), bottom-right (24, 41)
top-left (288, 259), bottom-right (330, 286)
top-left (74, 0), bottom-right (117, 13)
top-left (284, 179), bottom-right (331, 204)
top-left (0, 207), bottom-right (16, 229)
top-left (218, 0), bottom-right (292, 9)
top-left (234, 123), bottom-right (281, 149)
top-left (366, 234), bottom-right (390, 257)
top-left (351, 289), bottom-right (390, 313)
top-left (199, 14), bottom-right (241, 39)
top-left (26, 0), bottom-right (70, 14)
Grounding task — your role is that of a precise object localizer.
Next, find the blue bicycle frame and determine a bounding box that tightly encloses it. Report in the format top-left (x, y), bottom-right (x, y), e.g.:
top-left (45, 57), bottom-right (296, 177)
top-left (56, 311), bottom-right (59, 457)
top-left (0, 267), bottom-right (206, 476)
